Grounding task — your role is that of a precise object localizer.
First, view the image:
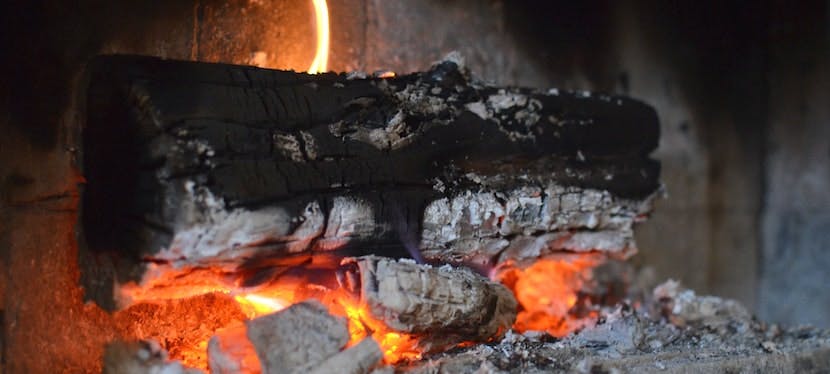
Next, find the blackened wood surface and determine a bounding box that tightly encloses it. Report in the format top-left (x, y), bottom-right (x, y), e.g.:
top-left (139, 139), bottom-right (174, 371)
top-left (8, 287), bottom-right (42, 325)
top-left (81, 55), bottom-right (659, 280)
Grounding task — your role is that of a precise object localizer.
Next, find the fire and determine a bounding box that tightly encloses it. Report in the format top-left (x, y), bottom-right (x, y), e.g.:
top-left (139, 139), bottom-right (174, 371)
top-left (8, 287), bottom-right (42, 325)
top-left (115, 262), bottom-right (421, 371)
top-left (496, 254), bottom-right (602, 337)
top-left (115, 254), bottom-right (603, 370)
top-left (306, 0), bottom-right (329, 73)
top-left (338, 299), bottom-right (422, 362)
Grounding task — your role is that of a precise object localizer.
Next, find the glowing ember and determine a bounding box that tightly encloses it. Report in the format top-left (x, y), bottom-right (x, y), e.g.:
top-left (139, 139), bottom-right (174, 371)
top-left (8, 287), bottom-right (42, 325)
top-left (116, 253), bottom-right (602, 370)
top-left (497, 255), bottom-right (602, 337)
top-left (306, 0), bottom-right (329, 73)
top-left (116, 263), bottom-right (421, 370)
top-left (337, 298), bottom-right (422, 362)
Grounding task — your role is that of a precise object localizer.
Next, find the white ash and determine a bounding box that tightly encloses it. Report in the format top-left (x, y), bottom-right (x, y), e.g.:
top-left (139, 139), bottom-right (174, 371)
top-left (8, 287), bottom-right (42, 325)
top-left (421, 181), bottom-right (655, 264)
top-left (439, 51), bottom-right (466, 71)
top-left (299, 130), bottom-right (319, 160)
top-left (402, 283), bottom-right (830, 374)
top-left (488, 92), bottom-right (528, 111)
top-left (103, 340), bottom-right (200, 374)
top-left (355, 109), bottom-right (417, 150)
top-left (346, 71), bottom-right (368, 80)
top-left (150, 174), bottom-right (652, 273)
top-left (653, 280), bottom-right (753, 331)
top-left (341, 78), bottom-right (452, 151)
top-left (346, 256), bottom-right (517, 351)
top-left (334, 52), bottom-right (642, 151)
top-left (465, 101), bottom-right (489, 120)
top-left (273, 133), bottom-right (306, 162)
top-left (308, 338), bottom-right (384, 374)
top-left (246, 301), bottom-right (351, 374)
top-left (206, 302), bottom-right (383, 374)
top-left (316, 196), bottom-right (381, 250)
top-left (151, 191), bottom-right (378, 267)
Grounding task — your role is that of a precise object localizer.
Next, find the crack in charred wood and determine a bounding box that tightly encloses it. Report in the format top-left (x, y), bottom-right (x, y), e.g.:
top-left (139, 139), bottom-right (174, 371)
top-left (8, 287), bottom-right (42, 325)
top-left (81, 55), bottom-right (661, 300)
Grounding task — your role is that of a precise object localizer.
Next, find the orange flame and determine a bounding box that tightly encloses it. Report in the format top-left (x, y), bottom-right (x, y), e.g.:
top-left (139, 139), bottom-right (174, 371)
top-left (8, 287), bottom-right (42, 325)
top-left (497, 255), bottom-right (602, 337)
top-left (115, 254), bottom-right (603, 370)
top-left (115, 264), bottom-right (421, 370)
top-left (307, 0), bottom-right (329, 73)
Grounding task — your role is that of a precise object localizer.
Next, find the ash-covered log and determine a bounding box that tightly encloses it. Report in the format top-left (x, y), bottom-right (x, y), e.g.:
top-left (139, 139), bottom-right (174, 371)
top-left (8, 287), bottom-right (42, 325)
top-left (341, 256), bottom-right (517, 351)
top-left (80, 54), bottom-right (660, 292)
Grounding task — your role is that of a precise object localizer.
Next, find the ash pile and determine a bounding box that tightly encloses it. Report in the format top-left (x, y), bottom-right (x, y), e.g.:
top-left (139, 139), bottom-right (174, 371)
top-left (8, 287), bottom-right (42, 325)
top-left (405, 279), bottom-right (830, 374)
top-left (105, 276), bottom-right (830, 374)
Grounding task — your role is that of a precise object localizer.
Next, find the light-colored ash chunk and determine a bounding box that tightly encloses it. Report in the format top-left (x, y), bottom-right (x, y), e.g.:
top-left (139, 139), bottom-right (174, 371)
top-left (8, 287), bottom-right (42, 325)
top-left (245, 300), bottom-right (350, 374)
top-left (345, 256), bottom-right (517, 350)
top-left (103, 340), bottom-right (200, 374)
top-left (308, 338), bottom-right (384, 374)
top-left (207, 301), bottom-right (384, 374)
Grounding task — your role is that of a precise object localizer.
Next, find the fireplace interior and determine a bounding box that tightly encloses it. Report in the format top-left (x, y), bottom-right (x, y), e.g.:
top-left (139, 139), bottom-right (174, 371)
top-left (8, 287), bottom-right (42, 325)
top-left (1, 0), bottom-right (830, 373)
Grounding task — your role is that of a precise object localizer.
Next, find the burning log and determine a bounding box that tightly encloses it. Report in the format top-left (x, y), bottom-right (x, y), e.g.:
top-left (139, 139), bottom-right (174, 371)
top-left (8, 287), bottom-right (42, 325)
top-left (341, 256), bottom-right (517, 351)
top-left (80, 54), bottom-right (660, 292)
top-left (207, 300), bottom-right (383, 374)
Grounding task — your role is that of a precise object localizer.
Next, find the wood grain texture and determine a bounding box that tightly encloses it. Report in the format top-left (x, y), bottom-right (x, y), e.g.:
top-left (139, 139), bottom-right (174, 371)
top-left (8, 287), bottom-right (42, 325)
top-left (80, 55), bottom-right (660, 284)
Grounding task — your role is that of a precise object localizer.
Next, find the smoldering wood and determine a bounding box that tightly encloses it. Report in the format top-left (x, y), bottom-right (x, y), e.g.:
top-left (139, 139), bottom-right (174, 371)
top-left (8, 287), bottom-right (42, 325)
top-left (342, 256), bottom-right (517, 351)
top-left (307, 338), bottom-right (384, 374)
top-left (207, 301), bottom-right (382, 374)
top-left (81, 55), bottom-right (660, 291)
top-left (244, 300), bottom-right (350, 374)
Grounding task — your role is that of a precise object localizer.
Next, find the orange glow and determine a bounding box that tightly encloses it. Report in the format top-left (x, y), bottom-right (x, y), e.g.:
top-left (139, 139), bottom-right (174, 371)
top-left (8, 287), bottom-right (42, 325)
top-left (116, 263), bottom-right (421, 370)
top-left (337, 298), bottom-right (422, 362)
top-left (497, 254), bottom-right (602, 337)
top-left (116, 253), bottom-right (602, 370)
top-left (307, 0), bottom-right (329, 73)
top-left (234, 294), bottom-right (287, 317)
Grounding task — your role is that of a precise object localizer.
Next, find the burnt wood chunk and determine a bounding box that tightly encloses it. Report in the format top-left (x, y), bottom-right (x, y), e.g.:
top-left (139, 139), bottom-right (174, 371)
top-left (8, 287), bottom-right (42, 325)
top-left (81, 55), bottom-right (660, 287)
top-left (342, 256), bottom-right (517, 351)
top-left (308, 338), bottom-right (384, 374)
top-left (245, 301), bottom-right (349, 374)
top-left (207, 300), bottom-right (381, 374)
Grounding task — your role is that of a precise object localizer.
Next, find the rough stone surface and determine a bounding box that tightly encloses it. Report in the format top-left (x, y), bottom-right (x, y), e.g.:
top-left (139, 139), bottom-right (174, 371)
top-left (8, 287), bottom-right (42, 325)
top-left (759, 15), bottom-right (830, 328)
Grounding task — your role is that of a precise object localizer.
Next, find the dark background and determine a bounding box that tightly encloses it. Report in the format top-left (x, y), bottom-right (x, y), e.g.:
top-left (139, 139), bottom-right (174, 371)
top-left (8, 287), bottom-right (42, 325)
top-left (1, 0), bottom-right (828, 371)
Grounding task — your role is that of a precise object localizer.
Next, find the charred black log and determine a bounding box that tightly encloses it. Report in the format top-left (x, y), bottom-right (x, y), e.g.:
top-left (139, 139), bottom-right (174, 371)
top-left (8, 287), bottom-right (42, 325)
top-left (81, 55), bottom-right (660, 288)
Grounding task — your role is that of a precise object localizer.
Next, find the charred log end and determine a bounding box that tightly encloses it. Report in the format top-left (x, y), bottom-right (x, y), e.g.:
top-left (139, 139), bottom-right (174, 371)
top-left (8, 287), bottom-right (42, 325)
top-left (81, 58), bottom-right (154, 308)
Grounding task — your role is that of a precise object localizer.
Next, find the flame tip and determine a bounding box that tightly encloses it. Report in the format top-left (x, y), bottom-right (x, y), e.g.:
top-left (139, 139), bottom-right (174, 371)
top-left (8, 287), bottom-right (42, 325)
top-left (307, 0), bottom-right (329, 74)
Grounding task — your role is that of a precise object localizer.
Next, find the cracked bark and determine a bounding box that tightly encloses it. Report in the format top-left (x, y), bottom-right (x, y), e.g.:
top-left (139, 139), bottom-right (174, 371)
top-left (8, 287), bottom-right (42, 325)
top-left (81, 55), bottom-right (660, 298)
